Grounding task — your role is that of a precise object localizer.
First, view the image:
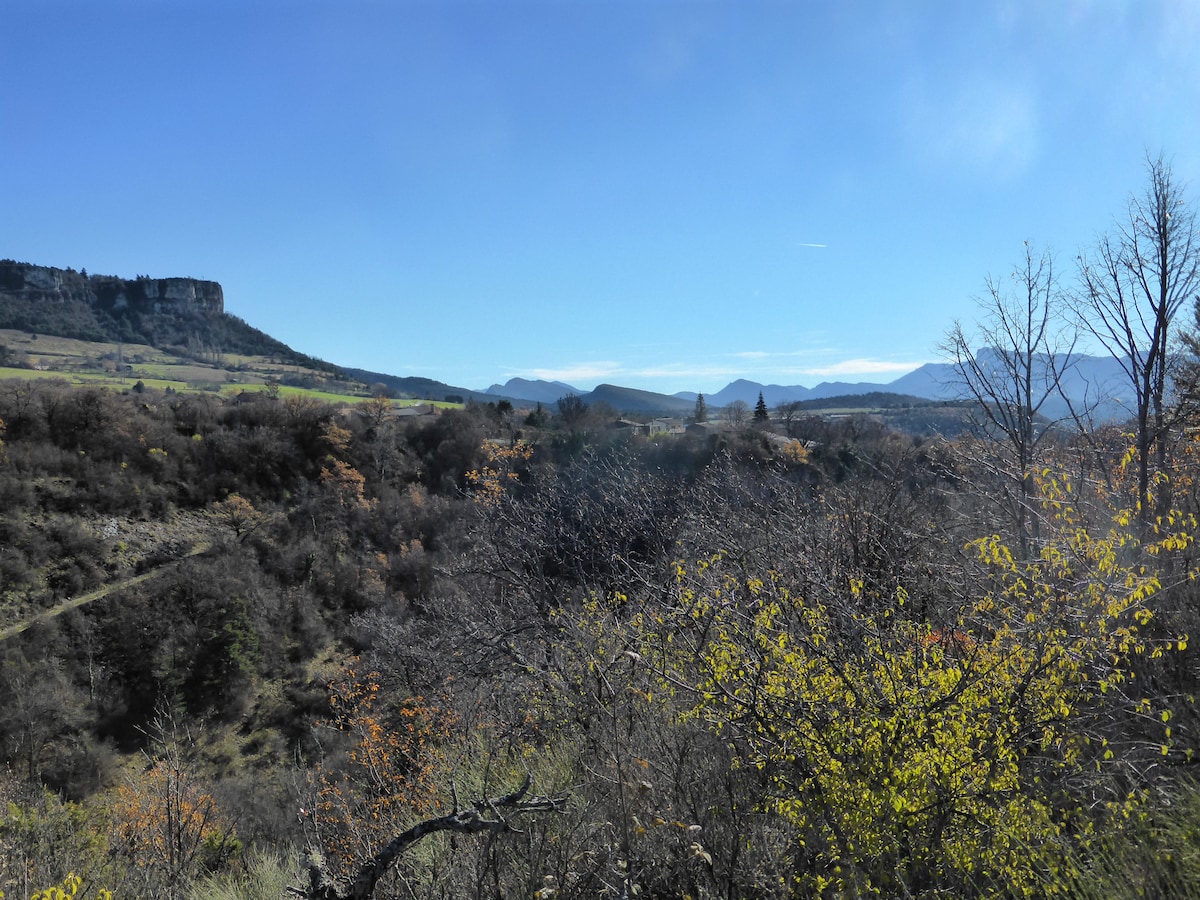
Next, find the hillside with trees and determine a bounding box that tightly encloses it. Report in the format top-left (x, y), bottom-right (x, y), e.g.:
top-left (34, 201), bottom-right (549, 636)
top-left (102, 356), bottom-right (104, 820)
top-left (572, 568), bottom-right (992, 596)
top-left (0, 260), bottom-right (337, 374)
top-left (4, 157), bottom-right (1200, 899)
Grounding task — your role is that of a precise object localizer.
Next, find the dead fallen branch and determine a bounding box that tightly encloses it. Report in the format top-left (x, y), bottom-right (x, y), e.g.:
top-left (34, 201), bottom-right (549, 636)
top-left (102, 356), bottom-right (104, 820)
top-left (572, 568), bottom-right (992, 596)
top-left (292, 774), bottom-right (567, 900)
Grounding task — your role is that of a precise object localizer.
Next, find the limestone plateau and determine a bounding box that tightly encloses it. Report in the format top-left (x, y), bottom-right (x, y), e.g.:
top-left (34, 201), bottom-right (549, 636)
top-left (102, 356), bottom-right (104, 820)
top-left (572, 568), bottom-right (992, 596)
top-left (0, 260), bottom-right (223, 318)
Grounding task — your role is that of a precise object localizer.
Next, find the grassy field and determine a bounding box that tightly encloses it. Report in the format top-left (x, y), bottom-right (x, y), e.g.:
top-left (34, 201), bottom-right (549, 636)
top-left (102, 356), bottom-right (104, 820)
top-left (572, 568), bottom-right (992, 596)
top-left (0, 367), bottom-right (461, 408)
top-left (0, 329), bottom-right (335, 384)
top-left (0, 329), bottom-right (164, 359)
top-left (0, 330), bottom-right (462, 407)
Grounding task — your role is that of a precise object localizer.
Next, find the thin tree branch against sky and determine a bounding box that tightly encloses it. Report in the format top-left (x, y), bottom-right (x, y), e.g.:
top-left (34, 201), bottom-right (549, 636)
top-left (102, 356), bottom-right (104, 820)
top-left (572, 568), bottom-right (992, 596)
top-left (2, 1), bottom-right (1198, 394)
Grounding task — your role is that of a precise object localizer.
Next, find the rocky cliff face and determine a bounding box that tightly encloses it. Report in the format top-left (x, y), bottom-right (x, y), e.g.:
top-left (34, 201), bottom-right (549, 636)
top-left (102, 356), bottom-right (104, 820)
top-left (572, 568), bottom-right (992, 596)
top-left (0, 261), bottom-right (223, 317)
top-left (0, 259), bottom-right (325, 365)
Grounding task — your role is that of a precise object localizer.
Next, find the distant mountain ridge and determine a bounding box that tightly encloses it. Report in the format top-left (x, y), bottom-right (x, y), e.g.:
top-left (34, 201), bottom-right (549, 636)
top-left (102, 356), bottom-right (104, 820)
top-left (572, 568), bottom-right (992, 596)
top-left (586, 383), bottom-right (695, 415)
top-left (485, 377), bottom-right (580, 405)
top-left (485, 352), bottom-right (1140, 422)
top-left (339, 366), bottom-right (501, 405)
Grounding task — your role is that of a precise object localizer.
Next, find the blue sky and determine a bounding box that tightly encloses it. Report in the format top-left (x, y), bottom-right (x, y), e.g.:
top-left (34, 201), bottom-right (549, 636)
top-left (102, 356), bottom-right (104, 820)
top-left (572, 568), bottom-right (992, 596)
top-left (3, 1), bottom-right (1199, 394)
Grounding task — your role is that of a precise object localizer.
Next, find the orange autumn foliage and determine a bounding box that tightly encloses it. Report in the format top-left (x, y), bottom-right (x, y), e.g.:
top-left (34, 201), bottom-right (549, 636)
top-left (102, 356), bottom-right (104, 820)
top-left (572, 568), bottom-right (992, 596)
top-left (110, 757), bottom-right (237, 885)
top-left (311, 662), bottom-right (454, 878)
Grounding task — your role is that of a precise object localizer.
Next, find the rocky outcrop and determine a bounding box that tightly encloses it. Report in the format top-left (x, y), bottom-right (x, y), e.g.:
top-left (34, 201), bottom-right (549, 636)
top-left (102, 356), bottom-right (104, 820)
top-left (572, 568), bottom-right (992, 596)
top-left (0, 260), bottom-right (223, 318)
top-left (0, 258), bottom-right (332, 367)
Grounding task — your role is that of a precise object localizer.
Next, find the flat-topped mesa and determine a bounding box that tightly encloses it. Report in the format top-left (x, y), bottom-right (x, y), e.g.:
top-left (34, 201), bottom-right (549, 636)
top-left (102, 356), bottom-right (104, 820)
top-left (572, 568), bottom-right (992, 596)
top-left (0, 260), bottom-right (224, 317)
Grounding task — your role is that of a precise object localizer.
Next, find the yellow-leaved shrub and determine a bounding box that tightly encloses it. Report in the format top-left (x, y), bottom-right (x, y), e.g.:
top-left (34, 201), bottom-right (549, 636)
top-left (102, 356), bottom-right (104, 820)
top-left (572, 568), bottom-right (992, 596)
top-left (631, 473), bottom-right (1190, 896)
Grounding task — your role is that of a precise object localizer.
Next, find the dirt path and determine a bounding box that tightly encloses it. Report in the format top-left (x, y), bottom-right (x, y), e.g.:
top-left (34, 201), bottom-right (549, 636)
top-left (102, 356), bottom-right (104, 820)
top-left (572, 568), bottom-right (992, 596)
top-left (0, 541), bottom-right (213, 643)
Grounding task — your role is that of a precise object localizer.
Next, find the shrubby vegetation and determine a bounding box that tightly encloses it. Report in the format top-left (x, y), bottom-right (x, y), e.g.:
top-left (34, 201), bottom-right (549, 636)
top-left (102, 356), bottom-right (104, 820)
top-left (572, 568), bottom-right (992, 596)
top-left (1, 372), bottom-right (1198, 898)
top-left (3, 160), bottom-right (1200, 897)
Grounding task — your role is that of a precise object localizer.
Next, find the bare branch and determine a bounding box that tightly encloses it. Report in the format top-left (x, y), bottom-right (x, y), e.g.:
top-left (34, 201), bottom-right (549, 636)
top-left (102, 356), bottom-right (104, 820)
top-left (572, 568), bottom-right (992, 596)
top-left (941, 241), bottom-right (1074, 554)
top-left (1074, 153), bottom-right (1200, 528)
top-left (291, 775), bottom-right (567, 900)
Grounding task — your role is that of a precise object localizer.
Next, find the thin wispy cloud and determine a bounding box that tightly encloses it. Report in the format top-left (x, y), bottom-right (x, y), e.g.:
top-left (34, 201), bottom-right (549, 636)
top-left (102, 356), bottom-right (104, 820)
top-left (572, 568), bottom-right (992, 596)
top-left (520, 362), bottom-right (622, 383)
top-left (630, 363), bottom-right (748, 381)
top-left (795, 242), bottom-right (828, 249)
top-left (903, 72), bottom-right (1039, 179)
top-left (799, 358), bottom-right (930, 378)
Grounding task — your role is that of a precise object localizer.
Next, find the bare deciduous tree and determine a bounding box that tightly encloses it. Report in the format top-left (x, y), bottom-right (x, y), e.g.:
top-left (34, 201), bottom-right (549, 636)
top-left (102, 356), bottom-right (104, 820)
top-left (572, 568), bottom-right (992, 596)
top-left (944, 241), bottom-right (1074, 555)
top-left (774, 399), bottom-right (805, 436)
top-left (1075, 154), bottom-right (1200, 529)
top-left (723, 399), bottom-right (749, 427)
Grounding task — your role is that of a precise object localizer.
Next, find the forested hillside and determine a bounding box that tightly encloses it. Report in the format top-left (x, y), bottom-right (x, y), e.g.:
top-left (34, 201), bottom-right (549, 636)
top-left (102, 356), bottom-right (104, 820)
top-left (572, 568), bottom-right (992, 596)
top-left (2, 373), bottom-right (1200, 899)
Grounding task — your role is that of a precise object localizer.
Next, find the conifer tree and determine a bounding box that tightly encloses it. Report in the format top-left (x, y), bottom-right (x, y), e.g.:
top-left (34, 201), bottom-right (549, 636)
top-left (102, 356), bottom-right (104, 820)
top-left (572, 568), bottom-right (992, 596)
top-left (693, 392), bottom-right (708, 423)
top-left (753, 391), bottom-right (769, 423)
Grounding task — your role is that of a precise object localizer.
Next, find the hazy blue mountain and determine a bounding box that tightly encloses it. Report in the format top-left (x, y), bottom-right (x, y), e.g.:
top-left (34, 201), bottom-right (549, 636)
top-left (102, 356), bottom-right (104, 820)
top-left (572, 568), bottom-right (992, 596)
top-left (885, 351), bottom-right (1136, 421)
top-left (341, 367), bottom-right (499, 403)
top-left (362, 351), bottom-right (1144, 421)
top-left (581, 383), bottom-right (695, 415)
top-left (1051, 353), bottom-right (1135, 420)
top-left (477, 379), bottom-right (694, 415)
top-left (484, 377), bottom-right (580, 405)
top-left (700, 352), bottom-right (1141, 423)
top-left (887, 363), bottom-right (955, 399)
top-left (806, 381), bottom-right (903, 401)
top-left (708, 379), bottom-right (884, 406)
top-left (708, 380), bottom-right (799, 406)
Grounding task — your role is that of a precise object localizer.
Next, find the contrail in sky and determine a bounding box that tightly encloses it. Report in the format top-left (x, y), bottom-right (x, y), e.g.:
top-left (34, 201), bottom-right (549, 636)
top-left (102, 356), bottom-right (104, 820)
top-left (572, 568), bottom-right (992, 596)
top-left (796, 242), bottom-right (828, 248)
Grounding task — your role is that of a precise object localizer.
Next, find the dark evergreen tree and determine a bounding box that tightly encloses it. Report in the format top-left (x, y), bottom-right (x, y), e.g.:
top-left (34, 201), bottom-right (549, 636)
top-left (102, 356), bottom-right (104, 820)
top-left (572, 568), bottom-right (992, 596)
top-left (754, 391), bottom-right (770, 423)
top-left (694, 393), bottom-right (708, 423)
